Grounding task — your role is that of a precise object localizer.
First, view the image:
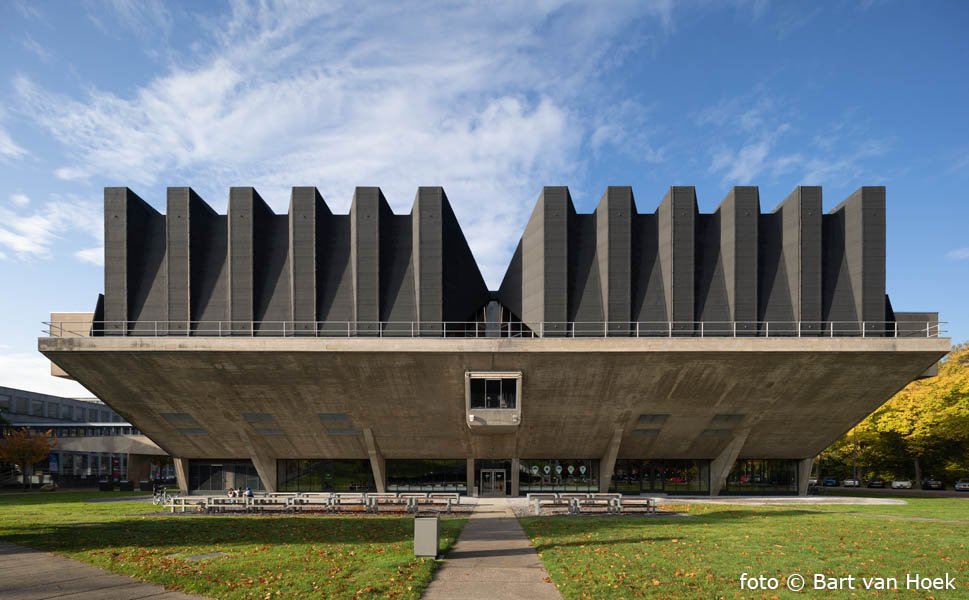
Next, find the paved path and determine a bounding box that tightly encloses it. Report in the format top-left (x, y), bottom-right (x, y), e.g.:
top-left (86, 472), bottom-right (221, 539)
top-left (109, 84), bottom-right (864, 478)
top-left (0, 542), bottom-right (204, 600)
top-left (422, 500), bottom-right (561, 600)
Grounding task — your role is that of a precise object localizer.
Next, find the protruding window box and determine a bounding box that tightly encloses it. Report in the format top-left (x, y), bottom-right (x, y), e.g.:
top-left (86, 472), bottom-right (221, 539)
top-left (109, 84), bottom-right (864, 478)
top-left (465, 371), bottom-right (522, 434)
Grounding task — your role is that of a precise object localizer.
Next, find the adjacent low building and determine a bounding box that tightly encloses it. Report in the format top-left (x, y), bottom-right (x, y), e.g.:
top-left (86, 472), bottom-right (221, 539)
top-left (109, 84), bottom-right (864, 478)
top-left (0, 385), bottom-right (170, 486)
top-left (40, 185), bottom-right (949, 496)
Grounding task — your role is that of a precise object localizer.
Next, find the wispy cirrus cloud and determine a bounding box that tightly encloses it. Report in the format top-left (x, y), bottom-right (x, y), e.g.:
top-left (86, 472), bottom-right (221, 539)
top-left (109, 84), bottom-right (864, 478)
top-left (0, 196), bottom-right (102, 261)
top-left (945, 247), bottom-right (969, 261)
top-left (0, 108), bottom-right (27, 160)
top-left (15, 1), bottom-right (676, 284)
top-left (699, 91), bottom-right (892, 191)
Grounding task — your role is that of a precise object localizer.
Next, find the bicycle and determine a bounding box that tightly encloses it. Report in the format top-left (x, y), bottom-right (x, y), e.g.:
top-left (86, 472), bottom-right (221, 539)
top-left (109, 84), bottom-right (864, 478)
top-left (152, 486), bottom-right (179, 506)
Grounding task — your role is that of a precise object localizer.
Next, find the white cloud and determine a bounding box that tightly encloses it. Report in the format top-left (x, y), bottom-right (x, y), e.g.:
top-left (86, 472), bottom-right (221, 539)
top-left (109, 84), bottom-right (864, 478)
top-left (0, 197), bottom-right (102, 260)
top-left (15, 1), bottom-right (674, 285)
top-left (74, 247), bottom-right (104, 266)
top-left (0, 106), bottom-right (27, 159)
top-left (20, 32), bottom-right (52, 62)
top-left (701, 92), bottom-right (890, 190)
top-left (10, 193), bottom-right (30, 207)
top-left (945, 247), bottom-right (969, 261)
top-left (0, 352), bottom-right (92, 397)
top-left (590, 100), bottom-right (664, 163)
top-left (0, 127), bottom-right (26, 160)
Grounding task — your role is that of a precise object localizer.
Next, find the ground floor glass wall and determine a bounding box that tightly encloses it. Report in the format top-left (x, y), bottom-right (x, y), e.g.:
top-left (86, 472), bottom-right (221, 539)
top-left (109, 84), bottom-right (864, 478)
top-left (722, 459), bottom-right (798, 494)
top-left (188, 460), bottom-right (264, 493)
top-left (387, 460), bottom-right (467, 493)
top-left (611, 460), bottom-right (710, 495)
top-left (276, 459), bottom-right (375, 493)
top-left (519, 459), bottom-right (599, 493)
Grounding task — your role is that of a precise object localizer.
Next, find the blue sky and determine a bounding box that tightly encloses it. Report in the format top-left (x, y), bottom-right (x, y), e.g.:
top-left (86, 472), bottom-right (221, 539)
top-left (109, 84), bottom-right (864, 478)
top-left (0, 1), bottom-right (966, 396)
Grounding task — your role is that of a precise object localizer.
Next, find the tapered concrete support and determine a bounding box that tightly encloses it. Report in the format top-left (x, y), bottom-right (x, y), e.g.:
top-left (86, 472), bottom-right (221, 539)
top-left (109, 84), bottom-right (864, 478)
top-left (599, 425), bottom-right (625, 493)
top-left (363, 428), bottom-right (386, 493)
top-left (467, 458), bottom-right (475, 497)
top-left (510, 458), bottom-right (520, 496)
top-left (709, 428), bottom-right (750, 496)
top-left (173, 457), bottom-right (189, 494)
top-left (798, 457), bottom-right (814, 496)
top-left (238, 430), bottom-right (277, 493)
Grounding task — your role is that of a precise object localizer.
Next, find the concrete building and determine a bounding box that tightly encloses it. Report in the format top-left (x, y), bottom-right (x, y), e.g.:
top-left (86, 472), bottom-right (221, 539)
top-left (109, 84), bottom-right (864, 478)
top-left (0, 386), bottom-right (169, 486)
top-left (40, 185), bottom-right (948, 496)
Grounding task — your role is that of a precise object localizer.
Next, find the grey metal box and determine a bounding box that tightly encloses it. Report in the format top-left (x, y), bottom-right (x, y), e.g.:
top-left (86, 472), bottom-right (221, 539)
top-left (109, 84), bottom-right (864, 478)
top-left (414, 513), bottom-right (440, 557)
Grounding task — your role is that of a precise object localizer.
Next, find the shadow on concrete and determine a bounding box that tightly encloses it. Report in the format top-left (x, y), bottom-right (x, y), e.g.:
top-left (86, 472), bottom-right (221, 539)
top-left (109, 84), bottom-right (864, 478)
top-left (445, 547), bottom-right (541, 559)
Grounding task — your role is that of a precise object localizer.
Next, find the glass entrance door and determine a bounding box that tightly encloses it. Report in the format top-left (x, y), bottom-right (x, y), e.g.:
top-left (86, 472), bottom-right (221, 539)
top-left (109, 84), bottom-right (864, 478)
top-left (480, 469), bottom-right (506, 496)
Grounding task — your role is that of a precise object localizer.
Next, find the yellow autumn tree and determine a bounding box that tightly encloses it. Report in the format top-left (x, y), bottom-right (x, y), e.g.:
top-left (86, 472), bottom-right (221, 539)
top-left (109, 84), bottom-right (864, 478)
top-left (827, 343), bottom-right (969, 482)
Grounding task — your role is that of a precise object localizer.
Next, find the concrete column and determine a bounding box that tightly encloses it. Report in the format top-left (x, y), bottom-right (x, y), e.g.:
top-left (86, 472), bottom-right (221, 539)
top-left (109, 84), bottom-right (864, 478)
top-left (238, 430), bottom-right (278, 493)
top-left (709, 428), bottom-right (750, 496)
top-left (510, 458), bottom-right (520, 496)
top-left (598, 425), bottom-right (625, 493)
top-left (173, 457), bottom-right (189, 494)
top-left (362, 428), bottom-right (386, 493)
top-left (466, 458), bottom-right (475, 497)
top-left (798, 457), bottom-right (815, 496)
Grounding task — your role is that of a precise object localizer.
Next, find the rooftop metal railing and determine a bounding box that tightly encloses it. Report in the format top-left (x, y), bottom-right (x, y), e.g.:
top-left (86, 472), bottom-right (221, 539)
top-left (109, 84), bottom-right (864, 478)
top-left (41, 320), bottom-right (946, 339)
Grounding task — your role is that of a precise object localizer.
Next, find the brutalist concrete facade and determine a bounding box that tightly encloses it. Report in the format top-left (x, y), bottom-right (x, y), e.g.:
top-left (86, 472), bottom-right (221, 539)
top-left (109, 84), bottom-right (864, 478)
top-left (101, 186), bottom-right (489, 336)
top-left (41, 185), bottom-right (948, 497)
top-left (498, 186), bottom-right (892, 337)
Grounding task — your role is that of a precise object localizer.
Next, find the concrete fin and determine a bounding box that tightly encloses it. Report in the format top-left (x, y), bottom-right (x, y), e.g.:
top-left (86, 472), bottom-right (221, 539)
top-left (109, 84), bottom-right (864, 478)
top-left (289, 187), bottom-right (323, 333)
top-left (350, 187), bottom-right (387, 330)
top-left (658, 187), bottom-right (697, 332)
top-left (717, 187), bottom-right (759, 331)
top-left (440, 191), bottom-right (490, 322)
top-left (103, 187), bottom-right (167, 335)
top-left (497, 240), bottom-right (524, 321)
top-left (595, 187), bottom-right (633, 332)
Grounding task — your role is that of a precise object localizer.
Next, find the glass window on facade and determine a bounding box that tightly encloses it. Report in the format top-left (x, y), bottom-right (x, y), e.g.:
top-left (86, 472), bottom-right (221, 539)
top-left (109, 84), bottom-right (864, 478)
top-left (519, 459), bottom-right (599, 492)
top-left (611, 459), bottom-right (710, 495)
top-left (0, 394), bottom-right (9, 412)
top-left (469, 378), bottom-right (517, 409)
top-left (387, 459), bottom-right (467, 493)
top-left (30, 401), bottom-right (44, 416)
top-left (723, 459), bottom-right (798, 494)
top-left (188, 460), bottom-right (265, 493)
top-left (276, 459), bottom-right (375, 493)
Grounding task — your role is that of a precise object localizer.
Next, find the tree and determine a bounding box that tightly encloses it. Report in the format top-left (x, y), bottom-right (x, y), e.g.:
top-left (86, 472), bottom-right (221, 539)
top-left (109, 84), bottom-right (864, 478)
top-left (0, 428), bottom-right (58, 490)
top-left (826, 343), bottom-right (969, 482)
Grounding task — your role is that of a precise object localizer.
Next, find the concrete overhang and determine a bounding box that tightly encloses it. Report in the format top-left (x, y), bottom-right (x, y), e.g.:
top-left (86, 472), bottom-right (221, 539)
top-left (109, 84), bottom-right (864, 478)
top-left (39, 336), bottom-right (950, 463)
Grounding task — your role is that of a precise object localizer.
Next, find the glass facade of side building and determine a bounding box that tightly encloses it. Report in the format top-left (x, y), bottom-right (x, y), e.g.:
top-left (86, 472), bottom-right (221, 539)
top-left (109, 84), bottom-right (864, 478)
top-left (0, 386), bottom-right (173, 486)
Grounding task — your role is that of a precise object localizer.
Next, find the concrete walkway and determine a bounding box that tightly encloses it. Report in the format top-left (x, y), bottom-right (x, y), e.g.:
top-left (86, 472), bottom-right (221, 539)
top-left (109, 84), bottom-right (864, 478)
top-left (0, 542), bottom-right (204, 600)
top-left (422, 499), bottom-right (561, 600)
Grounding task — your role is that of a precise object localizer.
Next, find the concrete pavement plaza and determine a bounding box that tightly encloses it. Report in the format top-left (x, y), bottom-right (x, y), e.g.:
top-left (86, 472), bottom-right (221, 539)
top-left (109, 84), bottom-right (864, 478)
top-left (422, 498), bottom-right (562, 600)
top-left (0, 542), bottom-right (203, 600)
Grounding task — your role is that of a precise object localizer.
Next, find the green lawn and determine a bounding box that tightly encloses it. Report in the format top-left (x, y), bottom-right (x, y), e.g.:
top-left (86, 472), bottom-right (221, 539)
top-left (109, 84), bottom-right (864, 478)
top-left (0, 491), bottom-right (465, 599)
top-left (520, 498), bottom-right (969, 598)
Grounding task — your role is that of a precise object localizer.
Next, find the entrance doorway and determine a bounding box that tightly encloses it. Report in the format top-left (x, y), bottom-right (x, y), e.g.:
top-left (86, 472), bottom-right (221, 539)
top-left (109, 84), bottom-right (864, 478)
top-left (479, 469), bottom-right (506, 496)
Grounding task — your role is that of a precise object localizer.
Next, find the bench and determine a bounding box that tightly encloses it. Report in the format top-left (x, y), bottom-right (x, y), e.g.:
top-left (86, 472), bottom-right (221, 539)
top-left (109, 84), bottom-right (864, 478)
top-left (618, 497), bottom-right (656, 514)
